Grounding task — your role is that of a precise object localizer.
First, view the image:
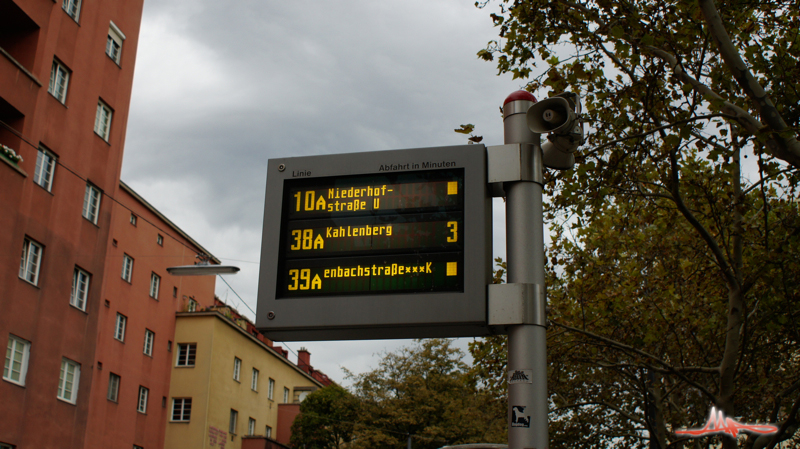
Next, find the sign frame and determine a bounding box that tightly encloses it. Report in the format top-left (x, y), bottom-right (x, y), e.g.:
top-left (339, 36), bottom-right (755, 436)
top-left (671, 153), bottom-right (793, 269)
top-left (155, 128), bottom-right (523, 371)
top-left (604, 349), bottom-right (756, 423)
top-left (256, 144), bottom-right (492, 341)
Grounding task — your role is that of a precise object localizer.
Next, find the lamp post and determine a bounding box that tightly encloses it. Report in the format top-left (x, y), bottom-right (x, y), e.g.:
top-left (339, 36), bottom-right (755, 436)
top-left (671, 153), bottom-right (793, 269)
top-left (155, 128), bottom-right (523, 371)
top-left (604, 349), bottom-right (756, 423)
top-left (166, 254), bottom-right (240, 276)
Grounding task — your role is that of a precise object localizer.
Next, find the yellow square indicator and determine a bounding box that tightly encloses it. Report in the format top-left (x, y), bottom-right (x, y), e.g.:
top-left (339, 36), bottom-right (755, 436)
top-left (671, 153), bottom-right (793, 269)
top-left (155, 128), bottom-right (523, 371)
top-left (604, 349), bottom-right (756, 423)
top-left (446, 262), bottom-right (457, 276)
top-left (447, 182), bottom-right (458, 195)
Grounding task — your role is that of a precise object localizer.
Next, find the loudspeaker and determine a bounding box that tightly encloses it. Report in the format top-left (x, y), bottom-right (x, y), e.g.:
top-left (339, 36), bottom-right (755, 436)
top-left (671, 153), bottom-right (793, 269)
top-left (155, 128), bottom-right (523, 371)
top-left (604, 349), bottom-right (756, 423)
top-left (526, 96), bottom-right (576, 134)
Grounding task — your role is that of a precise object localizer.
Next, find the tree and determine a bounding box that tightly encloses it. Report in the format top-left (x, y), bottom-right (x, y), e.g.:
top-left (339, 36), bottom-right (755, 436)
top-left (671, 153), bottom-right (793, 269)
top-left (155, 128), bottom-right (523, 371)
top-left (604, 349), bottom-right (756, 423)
top-left (469, 0), bottom-right (800, 447)
top-left (290, 385), bottom-right (359, 449)
top-left (348, 339), bottom-right (506, 449)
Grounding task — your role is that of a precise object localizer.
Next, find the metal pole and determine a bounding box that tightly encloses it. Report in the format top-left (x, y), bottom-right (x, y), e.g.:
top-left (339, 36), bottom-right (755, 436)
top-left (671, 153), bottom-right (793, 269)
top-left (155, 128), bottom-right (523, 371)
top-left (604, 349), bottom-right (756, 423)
top-left (503, 91), bottom-right (548, 449)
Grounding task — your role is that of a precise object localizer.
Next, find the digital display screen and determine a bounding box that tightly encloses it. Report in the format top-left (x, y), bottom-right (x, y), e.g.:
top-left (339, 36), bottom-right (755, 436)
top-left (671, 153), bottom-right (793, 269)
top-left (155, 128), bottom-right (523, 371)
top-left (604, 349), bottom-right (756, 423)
top-left (277, 169), bottom-right (464, 298)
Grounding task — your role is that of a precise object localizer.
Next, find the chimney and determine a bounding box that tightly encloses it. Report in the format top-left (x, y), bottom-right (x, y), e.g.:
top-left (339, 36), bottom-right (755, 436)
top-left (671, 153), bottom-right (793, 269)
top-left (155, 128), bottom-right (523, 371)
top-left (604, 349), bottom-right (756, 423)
top-left (298, 347), bottom-right (312, 373)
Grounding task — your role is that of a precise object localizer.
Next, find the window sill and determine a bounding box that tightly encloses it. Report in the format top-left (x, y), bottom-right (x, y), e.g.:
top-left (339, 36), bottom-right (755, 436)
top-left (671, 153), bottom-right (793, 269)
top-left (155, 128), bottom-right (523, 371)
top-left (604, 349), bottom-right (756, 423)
top-left (48, 92), bottom-right (69, 108)
top-left (106, 54), bottom-right (122, 67)
top-left (93, 131), bottom-right (111, 145)
top-left (57, 397), bottom-right (77, 406)
top-left (34, 183), bottom-right (55, 195)
top-left (82, 217), bottom-right (100, 228)
top-left (175, 365), bottom-right (196, 368)
top-left (62, 9), bottom-right (81, 25)
top-left (2, 377), bottom-right (26, 388)
top-left (18, 276), bottom-right (39, 288)
top-left (69, 303), bottom-right (88, 314)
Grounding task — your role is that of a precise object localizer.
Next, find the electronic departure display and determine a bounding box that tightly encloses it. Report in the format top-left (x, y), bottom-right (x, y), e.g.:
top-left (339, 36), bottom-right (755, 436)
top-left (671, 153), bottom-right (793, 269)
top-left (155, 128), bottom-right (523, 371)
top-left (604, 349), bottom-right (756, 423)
top-left (256, 144), bottom-right (491, 341)
top-left (277, 170), bottom-right (465, 297)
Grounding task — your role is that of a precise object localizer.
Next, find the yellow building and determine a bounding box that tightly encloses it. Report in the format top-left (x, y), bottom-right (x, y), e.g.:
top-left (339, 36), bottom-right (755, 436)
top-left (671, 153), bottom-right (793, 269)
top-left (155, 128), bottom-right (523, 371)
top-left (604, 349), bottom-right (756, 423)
top-left (164, 310), bottom-right (325, 449)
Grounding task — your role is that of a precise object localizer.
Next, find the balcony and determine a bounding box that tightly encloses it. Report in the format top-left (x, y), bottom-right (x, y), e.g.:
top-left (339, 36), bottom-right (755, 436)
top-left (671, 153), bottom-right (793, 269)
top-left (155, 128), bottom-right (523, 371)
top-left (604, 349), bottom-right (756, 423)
top-left (0, 0), bottom-right (41, 117)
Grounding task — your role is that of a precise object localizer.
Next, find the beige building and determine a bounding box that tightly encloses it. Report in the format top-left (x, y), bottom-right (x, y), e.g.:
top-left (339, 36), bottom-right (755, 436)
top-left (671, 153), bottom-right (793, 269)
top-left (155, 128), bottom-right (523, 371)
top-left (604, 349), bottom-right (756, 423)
top-left (164, 310), bottom-right (325, 449)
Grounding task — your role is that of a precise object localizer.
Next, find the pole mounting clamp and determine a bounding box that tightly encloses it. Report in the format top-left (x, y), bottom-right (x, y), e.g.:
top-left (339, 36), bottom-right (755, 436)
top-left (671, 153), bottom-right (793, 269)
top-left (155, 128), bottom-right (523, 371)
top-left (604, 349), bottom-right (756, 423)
top-left (488, 283), bottom-right (547, 328)
top-left (486, 144), bottom-right (544, 197)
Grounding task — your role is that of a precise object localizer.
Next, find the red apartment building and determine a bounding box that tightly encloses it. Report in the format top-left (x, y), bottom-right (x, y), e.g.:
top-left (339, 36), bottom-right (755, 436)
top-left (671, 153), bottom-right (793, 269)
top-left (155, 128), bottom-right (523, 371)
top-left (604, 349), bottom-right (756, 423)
top-left (84, 181), bottom-right (219, 449)
top-left (0, 0), bottom-right (145, 447)
top-left (1, 2), bottom-right (334, 448)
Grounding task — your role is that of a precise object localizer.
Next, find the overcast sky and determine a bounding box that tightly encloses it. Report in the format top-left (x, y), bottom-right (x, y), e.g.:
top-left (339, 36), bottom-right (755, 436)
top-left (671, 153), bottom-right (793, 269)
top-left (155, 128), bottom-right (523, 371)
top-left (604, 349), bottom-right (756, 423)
top-left (122, 0), bottom-right (529, 385)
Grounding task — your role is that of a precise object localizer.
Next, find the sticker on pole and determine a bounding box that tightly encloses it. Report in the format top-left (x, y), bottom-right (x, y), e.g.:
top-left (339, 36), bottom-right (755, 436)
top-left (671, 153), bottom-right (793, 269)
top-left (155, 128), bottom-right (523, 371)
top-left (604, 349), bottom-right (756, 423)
top-left (508, 369), bottom-right (533, 384)
top-left (511, 405), bottom-right (531, 428)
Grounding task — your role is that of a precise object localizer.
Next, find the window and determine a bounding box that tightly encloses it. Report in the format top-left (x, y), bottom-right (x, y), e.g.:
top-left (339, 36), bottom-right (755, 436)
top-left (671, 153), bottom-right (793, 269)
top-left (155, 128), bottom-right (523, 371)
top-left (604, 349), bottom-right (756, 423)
top-left (172, 286), bottom-right (178, 298)
top-left (34, 148), bottom-right (56, 191)
top-left (3, 335), bottom-right (30, 386)
top-left (248, 418), bottom-right (256, 436)
top-left (176, 344), bottom-right (196, 366)
top-left (187, 298), bottom-right (198, 312)
top-left (107, 373), bottom-right (120, 402)
top-left (283, 387), bottom-right (290, 404)
top-left (143, 329), bottom-right (154, 356)
top-left (251, 368), bottom-right (259, 391)
top-left (82, 184), bottom-right (102, 224)
top-left (48, 59), bottom-right (70, 103)
top-left (233, 357), bottom-right (241, 381)
top-left (130, 214), bottom-right (137, 226)
top-left (149, 273), bottom-right (160, 299)
top-left (106, 22), bottom-right (125, 64)
top-left (94, 100), bottom-right (113, 141)
top-left (229, 409), bottom-right (238, 434)
top-left (62, 0), bottom-right (81, 20)
top-left (157, 234), bottom-right (163, 246)
top-left (134, 446), bottom-right (143, 449)
top-left (19, 238), bottom-right (43, 285)
top-left (138, 386), bottom-right (149, 413)
top-left (114, 313), bottom-right (127, 342)
top-left (121, 254), bottom-right (133, 282)
top-left (57, 358), bottom-right (80, 403)
top-left (265, 426), bottom-right (272, 438)
top-left (171, 398), bottom-right (191, 421)
top-left (268, 378), bottom-right (274, 400)
top-left (70, 267), bottom-right (90, 311)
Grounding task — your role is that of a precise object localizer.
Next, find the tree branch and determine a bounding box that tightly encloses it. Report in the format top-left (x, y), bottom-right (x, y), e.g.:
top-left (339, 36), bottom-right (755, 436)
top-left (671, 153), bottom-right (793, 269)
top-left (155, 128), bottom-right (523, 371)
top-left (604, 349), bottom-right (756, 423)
top-left (553, 401), bottom-right (645, 425)
top-left (550, 320), bottom-right (719, 401)
top-left (645, 45), bottom-right (800, 169)
top-left (667, 149), bottom-right (740, 289)
top-left (697, 0), bottom-right (800, 168)
top-left (763, 391), bottom-right (800, 449)
top-left (589, 113), bottom-right (730, 153)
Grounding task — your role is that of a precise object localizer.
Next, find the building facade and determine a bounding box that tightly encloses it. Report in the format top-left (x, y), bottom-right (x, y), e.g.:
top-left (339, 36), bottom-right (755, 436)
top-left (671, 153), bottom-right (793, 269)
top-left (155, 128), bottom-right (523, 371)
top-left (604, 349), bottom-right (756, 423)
top-left (1, 0), bottom-right (144, 447)
top-left (83, 182), bottom-right (219, 449)
top-left (164, 311), bottom-right (326, 449)
top-left (2, 2), bottom-right (332, 448)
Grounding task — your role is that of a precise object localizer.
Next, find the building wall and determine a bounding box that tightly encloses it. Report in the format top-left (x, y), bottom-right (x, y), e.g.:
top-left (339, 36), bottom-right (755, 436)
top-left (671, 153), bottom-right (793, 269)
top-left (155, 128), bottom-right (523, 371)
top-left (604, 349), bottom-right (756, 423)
top-left (165, 313), bottom-right (324, 449)
top-left (0, 0), bottom-right (143, 447)
top-left (83, 183), bottom-right (218, 449)
top-left (275, 404), bottom-right (300, 447)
